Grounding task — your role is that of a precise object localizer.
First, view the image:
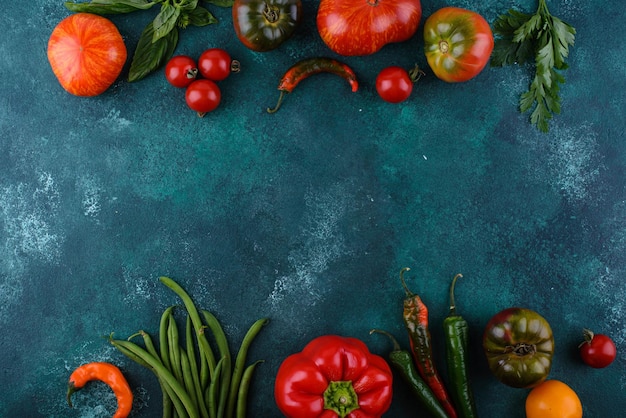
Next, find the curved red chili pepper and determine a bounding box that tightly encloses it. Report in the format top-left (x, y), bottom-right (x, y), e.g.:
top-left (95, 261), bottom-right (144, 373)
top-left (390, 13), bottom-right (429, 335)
top-left (267, 57), bottom-right (359, 113)
top-left (400, 268), bottom-right (458, 418)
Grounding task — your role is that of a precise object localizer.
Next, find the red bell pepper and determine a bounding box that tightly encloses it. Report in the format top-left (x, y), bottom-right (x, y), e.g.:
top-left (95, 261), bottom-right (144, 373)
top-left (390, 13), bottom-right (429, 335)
top-left (274, 335), bottom-right (393, 418)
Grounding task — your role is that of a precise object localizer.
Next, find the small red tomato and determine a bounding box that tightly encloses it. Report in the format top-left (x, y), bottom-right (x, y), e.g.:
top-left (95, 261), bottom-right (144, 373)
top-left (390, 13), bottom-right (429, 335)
top-left (165, 55), bottom-right (198, 88)
top-left (185, 79), bottom-right (221, 117)
top-left (198, 48), bottom-right (239, 81)
top-left (579, 328), bottom-right (617, 368)
top-left (376, 66), bottom-right (423, 103)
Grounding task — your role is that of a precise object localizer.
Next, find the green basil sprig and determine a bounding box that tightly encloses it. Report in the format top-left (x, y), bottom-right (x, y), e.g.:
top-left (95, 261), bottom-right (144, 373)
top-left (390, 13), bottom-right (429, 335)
top-left (64, 0), bottom-right (231, 82)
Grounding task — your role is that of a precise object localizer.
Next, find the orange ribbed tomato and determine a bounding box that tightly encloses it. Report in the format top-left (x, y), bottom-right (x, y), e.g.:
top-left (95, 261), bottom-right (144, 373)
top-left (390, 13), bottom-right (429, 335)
top-left (525, 380), bottom-right (583, 418)
top-left (47, 13), bottom-right (127, 97)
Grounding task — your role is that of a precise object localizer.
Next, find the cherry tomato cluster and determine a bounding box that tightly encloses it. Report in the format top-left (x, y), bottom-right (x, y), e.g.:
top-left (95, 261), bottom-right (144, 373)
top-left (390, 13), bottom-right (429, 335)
top-left (164, 48), bottom-right (239, 117)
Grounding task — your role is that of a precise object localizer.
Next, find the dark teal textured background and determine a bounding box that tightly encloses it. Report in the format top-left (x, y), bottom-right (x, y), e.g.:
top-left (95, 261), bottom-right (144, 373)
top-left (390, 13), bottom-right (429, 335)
top-left (1, 0), bottom-right (625, 416)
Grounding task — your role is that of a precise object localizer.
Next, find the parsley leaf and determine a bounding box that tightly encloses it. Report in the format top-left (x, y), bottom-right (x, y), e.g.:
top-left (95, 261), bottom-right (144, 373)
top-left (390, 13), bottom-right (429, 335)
top-left (492, 0), bottom-right (576, 133)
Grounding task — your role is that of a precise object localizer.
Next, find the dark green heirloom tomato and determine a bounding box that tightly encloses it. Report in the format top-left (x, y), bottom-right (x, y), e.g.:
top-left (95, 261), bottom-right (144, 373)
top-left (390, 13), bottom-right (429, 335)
top-left (483, 307), bottom-right (554, 388)
top-left (232, 0), bottom-right (302, 52)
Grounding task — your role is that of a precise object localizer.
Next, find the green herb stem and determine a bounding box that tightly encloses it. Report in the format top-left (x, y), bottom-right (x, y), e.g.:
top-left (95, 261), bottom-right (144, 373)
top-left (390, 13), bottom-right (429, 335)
top-left (491, 0), bottom-right (576, 133)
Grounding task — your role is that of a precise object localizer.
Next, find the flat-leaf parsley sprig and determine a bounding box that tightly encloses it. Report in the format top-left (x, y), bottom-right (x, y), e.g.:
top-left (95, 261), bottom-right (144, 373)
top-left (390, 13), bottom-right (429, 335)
top-left (491, 0), bottom-right (576, 133)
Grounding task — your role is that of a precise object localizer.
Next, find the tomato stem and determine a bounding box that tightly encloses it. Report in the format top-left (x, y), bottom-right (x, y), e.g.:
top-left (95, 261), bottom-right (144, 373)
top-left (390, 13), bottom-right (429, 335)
top-left (439, 40), bottom-right (450, 54)
top-left (408, 64), bottom-right (425, 83)
top-left (231, 60), bottom-right (241, 74)
top-left (263, 4), bottom-right (280, 23)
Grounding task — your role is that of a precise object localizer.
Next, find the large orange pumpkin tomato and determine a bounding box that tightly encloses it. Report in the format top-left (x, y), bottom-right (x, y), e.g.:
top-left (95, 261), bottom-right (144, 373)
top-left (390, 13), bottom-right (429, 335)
top-left (317, 0), bottom-right (422, 56)
top-left (47, 13), bottom-right (127, 97)
top-left (525, 380), bottom-right (583, 418)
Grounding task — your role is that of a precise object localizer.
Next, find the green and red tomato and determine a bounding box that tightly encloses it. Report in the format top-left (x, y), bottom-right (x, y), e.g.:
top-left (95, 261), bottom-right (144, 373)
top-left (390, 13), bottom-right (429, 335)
top-left (232, 0), bottom-right (302, 52)
top-left (47, 13), bottom-right (127, 97)
top-left (317, 0), bottom-right (422, 56)
top-left (423, 7), bottom-right (493, 82)
top-left (483, 307), bottom-right (554, 388)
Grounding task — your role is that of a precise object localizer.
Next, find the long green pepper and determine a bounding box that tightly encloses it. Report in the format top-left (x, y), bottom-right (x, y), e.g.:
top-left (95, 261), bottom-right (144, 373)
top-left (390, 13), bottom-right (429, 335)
top-left (371, 330), bottom-right (450, 418)
top-left (443, 274), bottom-right (478, 418)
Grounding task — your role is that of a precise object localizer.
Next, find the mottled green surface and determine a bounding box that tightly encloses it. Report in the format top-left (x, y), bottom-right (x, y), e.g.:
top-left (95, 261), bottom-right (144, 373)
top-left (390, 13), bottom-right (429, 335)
top-left (1, 0), bottom-right (625, 417)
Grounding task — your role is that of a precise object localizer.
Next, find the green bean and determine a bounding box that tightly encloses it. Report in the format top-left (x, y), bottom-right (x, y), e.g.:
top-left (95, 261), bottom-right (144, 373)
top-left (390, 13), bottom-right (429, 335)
top-left (160, 306), bottom-right (176, 371)
top-left (180, 349), bottom-right (200, 413)
top-left (168, 313), bottom-right (184, 384)
top-left (207, 356), bottom-right (225, 418)
top-left (236, 360), bottom-right (263, 418)
top-left (187, 315), bottom-right (210, 418)
top-left (202, 310), bottom-right (231, 418)
top-left (136, 330), bottom-right (175, 418)
top-left (226, 318), bottom-right (269, 418)
top-left (160, 277), bottom-right (217, 377)
top-left (110, 337), bottom-right (200, 418)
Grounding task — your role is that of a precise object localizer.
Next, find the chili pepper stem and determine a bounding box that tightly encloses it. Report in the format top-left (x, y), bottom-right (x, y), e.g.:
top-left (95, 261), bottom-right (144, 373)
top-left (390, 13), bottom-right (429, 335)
top-left (267, 91), bottom-right (287, 113)
top-left (399, 267), bottom-right (414, 297)
top-left (370, 329), bottom-right (402, 352)
top-left (448, 273), bottom-right (463, 316)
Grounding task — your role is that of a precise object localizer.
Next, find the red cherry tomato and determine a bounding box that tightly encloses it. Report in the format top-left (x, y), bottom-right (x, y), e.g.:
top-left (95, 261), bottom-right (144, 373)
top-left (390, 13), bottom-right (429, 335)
top-left (579, 329), bottom-right (617, 368)
top-left (185, 79), bottom-right (221, 117)
top-left (198, 48), bottom-right (239, 81)
top-left (376, 66), bottom-right (424, 103)
top-left (165, 55), bottom-right (198, 88)
top-left (376, 67), bottom-right (413, 103)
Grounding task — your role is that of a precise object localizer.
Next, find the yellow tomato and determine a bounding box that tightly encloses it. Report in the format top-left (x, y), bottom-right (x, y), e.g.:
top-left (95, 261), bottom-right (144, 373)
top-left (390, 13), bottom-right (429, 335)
top-left (526, 380), bottom-right (583, 418)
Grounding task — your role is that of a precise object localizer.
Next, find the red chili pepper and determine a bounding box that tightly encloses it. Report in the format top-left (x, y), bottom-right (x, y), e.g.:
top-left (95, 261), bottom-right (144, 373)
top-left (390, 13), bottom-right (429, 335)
top-left (267, 57), bottom-right (358, 113)
top-left (274, 334), bottom-right (393, 418)
top-left (67, 362), bottom-right (133, 418)
top-left (400, 268), bottom-right (458, 418)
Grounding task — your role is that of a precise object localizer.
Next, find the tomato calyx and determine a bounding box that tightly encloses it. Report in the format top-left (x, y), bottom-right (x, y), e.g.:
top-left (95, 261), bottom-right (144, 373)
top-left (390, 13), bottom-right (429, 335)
top-left (263, 3), bottom-right (280, 23)
top-left (578, 328), bottom-right (595, 347)
top-left (439, 40), bottom-right (450, 54)
top-left (323, 380), bottom-right (359, 418)
top-left (507, 343), bottom-right (537, 356)
top-left (408, 64), bottom-right (426, 83)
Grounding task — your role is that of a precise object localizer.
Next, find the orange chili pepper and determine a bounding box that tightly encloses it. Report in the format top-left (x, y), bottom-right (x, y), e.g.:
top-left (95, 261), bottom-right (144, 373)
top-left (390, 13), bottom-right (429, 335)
top-left (67, 362), bottom-right (133, 418)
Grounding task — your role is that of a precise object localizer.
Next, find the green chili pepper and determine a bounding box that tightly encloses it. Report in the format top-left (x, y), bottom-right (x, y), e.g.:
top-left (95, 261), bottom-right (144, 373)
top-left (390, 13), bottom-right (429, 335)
top-left (443, 274), bottom-right (478, 418)
top-left (370, 330), bottom-right (450, 418)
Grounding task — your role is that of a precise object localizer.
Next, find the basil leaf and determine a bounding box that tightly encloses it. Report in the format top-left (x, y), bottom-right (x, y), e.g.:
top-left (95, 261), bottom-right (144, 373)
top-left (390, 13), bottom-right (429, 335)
top-left (187, 6), bottom-right (218, 27)
top-left (64, 0), bottom-right (156, 14)
top-left (128, 22), bottom-right (179, 82)
top-left (204, 0), bottom-right (234, 7)
top-left (174, 0), bottom-right (198, 11)
top-left (153, 3), bottom-right (181, 43)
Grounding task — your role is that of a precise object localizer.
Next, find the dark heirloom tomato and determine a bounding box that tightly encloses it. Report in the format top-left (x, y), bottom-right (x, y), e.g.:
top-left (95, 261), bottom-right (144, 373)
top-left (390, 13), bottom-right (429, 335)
top-left (232, 0), bottom-right (302, 52)
top-left (317, 0), bottom-right (422, 56)
top-left (483, 307), bottom-right (554, 388)
top-left (423, 7), bottom-right (493, 82)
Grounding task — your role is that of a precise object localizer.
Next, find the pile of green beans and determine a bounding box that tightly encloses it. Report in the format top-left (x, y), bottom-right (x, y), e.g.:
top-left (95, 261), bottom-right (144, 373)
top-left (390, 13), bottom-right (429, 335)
top-left (109, 276), bottom-right (269, 418)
